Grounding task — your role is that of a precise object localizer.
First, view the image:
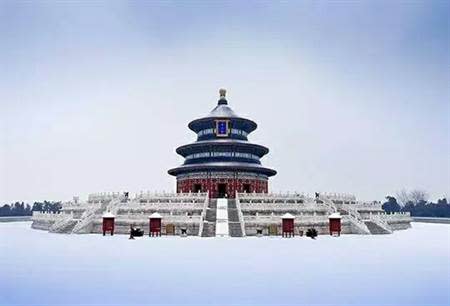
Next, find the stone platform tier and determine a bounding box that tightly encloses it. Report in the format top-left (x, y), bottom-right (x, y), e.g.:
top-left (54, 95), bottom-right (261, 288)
top-left (31, 191), bottom-right (412, 236)
top-left (32, 192), bottom-right (209, 236)
top-left (236, 192), bottom-right (412, 236)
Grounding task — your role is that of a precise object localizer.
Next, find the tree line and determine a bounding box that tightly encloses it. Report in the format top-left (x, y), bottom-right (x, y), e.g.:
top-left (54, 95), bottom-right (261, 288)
top-left (382, 189), bottom-right (449, 218)
top-left (0, 201), bottom-right (62, 217)
top-left (1, 190), bottom-right (449, 218)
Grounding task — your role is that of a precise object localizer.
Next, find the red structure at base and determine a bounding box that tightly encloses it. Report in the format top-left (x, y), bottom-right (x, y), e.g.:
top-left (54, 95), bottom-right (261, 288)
top-left (282, 213), bottom-right (295, 237)
top-left (149, 213), bottom-right (162, 237)
top-left (102, 212), bottom-right (115, 236)
top-left (177, 176), bottom-right (268, 198)
top-left (329, 213), bottom-right (342, 236)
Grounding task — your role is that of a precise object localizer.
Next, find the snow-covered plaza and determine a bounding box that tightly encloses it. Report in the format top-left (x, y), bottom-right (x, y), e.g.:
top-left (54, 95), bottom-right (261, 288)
top-left (1, 221), bottom-right (449, 306)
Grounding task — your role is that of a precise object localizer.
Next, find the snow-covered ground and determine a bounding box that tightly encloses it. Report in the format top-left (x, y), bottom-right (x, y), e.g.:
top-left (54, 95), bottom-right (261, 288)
top-left (1, 222), bottom-right (449, 306)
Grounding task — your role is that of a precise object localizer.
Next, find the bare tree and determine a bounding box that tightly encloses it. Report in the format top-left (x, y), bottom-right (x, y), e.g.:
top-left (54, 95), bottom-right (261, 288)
top-left (396, 189), bottom-right (410, 206)
top-left (409, 189), bottom-right (429, 204)
top-left (396, 189), bottom-right (429, 206)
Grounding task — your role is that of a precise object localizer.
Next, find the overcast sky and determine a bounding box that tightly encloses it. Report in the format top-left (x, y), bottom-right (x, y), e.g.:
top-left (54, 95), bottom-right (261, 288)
top-left (1, 1), bottom-right (449, 203)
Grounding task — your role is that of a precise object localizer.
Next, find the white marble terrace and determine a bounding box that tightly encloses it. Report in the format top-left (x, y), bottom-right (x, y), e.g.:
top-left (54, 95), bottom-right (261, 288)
top-left (31, 191), bottom-right (411, 236)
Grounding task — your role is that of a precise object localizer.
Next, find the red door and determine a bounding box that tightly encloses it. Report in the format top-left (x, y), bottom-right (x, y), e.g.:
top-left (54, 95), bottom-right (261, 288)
top-left (282, 219), bottom-right (294, 233)
top-left (150, 218), bottom-right (161, 235)
top-left (329, 218), bottom-right (341, 235)
top-left (102, 218), bottom-right (115, 235)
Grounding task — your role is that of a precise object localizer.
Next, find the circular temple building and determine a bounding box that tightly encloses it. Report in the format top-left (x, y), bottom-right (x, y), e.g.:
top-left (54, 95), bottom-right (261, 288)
top-left (168, 89), bottom-right (277, 198)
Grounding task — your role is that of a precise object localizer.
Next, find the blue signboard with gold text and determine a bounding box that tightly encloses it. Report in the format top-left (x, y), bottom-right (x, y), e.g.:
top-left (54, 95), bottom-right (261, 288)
top-left (216, 120), bottom-right (229, 137)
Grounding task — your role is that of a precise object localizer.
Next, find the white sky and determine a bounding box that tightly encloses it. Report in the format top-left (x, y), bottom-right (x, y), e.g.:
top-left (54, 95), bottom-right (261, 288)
top-left (1, 1), bottom-right (449, 203)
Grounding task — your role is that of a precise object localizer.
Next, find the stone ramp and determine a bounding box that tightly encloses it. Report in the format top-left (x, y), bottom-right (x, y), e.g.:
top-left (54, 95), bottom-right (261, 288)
top-left (228, 208), bottom-right (239, 222)
top-left (228, 200), bottom-right (237, 209)
top-left (365, 220), bottom-right (392, 234)
top-left (49, 218), bottom-right (78, 234)
top-left (201, 223), bottom-right (216, 237)
top-left (227, 199), bottom-right (243, 237)
top-left (205, 209), bottom-right (217, 222)
top-left (228, 223), bottom-right (243, 237)
top-left (201, 199), bottom-right (217, 237)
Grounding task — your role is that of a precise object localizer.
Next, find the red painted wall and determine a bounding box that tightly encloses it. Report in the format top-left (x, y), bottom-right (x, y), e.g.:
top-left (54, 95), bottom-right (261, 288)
top-left (176, 176), bottom-right (268, 198)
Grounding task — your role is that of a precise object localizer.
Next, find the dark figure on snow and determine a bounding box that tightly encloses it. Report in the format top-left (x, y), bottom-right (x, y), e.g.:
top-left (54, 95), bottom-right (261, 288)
top-left (129, 224), bottom-right (135, 240)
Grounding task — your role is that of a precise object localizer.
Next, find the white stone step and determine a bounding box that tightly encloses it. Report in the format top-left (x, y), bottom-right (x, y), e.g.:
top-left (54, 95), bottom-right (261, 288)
top-left (215, 199), bottom-right (229, 237)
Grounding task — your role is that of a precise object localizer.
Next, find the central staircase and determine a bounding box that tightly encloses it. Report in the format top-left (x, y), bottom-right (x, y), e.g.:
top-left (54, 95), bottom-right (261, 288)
top-left (200, 198), bottom-right (245, 237)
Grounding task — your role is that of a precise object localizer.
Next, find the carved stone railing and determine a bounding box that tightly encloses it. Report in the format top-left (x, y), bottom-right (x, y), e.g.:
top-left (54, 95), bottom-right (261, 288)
top-left (318, 194), bottom-right (370, 234)
top-left (369, 213), bottom-right (393, 233)
top-left (120, 201), bottom-right (205, 210)
top-left (238, 192), bottom-right (356, 201)
top-left (340, 203), bottom-right (371, 234)
top-left (317, 196), bottom-right (337, 213)
top-left (235, 193), bottom-right (246, 237)
top-left (135, 191), bottom-right (208, 204)
top-left (61, 204), bottom-right (100, 212)
top-left (383, 212), bottom-right (412, 222)
top-left (237, 193), bottom-right (312, 205)
top-left (71, 203), bottom-right (103, 234)
top-left (116, 214), bottom-right (202, 224)
top-left (236, 192), bottom-right (382, 210)
top-left (71, 197), bottom-right (123, 234)
top-left (240, 203), bottom-right (326, 213)
top-left (87, 192), bottom-right (124, 203)
top-left (198, 192), bottom-right (209, 236)
top-left (49, 215), bottom-right (74, 233)
top-left (32, 211), bottom-right (65, 221)
top-left (351, 205), bottom-right (384, 211)
top-left (86, 190), bottom-right (208, 204)
top-left (243, 215), bottom-right (327, 224)
top-left (319, 192), bottom-right (356, 201)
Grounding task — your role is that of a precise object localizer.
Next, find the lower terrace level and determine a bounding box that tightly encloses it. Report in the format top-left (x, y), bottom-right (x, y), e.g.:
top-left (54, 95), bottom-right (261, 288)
top-left (31, 191), bottom-right (412, 237)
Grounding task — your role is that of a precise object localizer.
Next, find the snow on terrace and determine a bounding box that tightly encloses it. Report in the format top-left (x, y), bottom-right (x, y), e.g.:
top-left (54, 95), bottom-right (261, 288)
top-left (0, 222), bottom-right (449, 306)
top-left (216, 198), bottom-right (229, 237)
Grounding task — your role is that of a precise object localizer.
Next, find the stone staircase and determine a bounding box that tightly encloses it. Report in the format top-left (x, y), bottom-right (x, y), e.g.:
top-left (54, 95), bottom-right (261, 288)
top-left (61, 219), bottom-right (78, 233)
top-left (227, 200), bottom-right (243, 237)
top-left (201, 199), bottom-right (216, 237)
top-left (49, 218), bottom-right (78, 233)
top-left (365, 220), bottom-right (392, 234)
top-left (71, 198), bottom-right (122, 234)
top-left (339, 204), bottom-right (371, 235)
top-left (369, 215), bottom-right (393, 234)
top-left (71, 206), bottom-right (102, 234)
top-left (228, 223), bottom-right (243, 237)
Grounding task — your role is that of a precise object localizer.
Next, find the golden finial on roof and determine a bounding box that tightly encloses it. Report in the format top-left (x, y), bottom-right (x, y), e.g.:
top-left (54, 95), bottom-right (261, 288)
top-left (219, 88), bottom-right (226, 98)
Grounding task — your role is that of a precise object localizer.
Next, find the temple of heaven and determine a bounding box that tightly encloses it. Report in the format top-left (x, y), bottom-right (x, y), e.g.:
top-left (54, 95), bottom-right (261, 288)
top-left (31, 88), bottom-right (412, 236)
top-left (168, 89), bottom-right (277, 198)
